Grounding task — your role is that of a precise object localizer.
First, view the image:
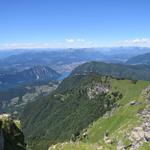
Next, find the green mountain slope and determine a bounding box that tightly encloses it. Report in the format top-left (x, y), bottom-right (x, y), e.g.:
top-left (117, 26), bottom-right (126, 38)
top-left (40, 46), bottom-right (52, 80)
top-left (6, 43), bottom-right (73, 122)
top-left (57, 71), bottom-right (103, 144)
top-left (71, 61), bottom-right (150, 81)
top-left (21, 74), bottom-right (122, 150)
top-left (48, 78), bottom-right (150, 150)
top-left (20, 69), bottom-right (150, 150)
top-left (126, 53), bottom-right (150, 65)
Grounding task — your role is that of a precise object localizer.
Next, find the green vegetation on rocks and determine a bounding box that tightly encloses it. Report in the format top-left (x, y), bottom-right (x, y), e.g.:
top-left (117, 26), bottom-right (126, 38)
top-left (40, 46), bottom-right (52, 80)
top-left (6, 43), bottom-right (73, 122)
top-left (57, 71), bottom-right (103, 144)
top-left (0, 114), bottom-right (26, 150)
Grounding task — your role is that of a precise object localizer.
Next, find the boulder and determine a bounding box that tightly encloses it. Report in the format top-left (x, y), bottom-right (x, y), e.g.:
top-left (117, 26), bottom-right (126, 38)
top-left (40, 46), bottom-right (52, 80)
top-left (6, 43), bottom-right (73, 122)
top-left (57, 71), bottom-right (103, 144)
top-left (105, 138), bottom-right (113, 144)
top-left (130, 101), bottom-right (141, 106)
top-left (117, 140), bottom-right (125, 150)
top-left (130, 127), bottom-right (144, 142)
top-left (130, 101), bottom-right (136, 106)
top-left (144, 132), bottom-right (150, 141)
top-left (97, 146), bottom-right (103, 150)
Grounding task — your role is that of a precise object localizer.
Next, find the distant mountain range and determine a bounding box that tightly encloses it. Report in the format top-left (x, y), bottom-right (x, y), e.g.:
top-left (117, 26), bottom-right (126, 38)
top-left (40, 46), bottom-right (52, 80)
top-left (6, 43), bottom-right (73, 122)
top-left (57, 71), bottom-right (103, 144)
top-left (126, 52), bottom-right (150, 65)
top-left (0, 47), bottom-right (150, 73)
top-left (71, 61), bottom-right (150, 81)
top-left (0, 66), bottom-right (60, 90)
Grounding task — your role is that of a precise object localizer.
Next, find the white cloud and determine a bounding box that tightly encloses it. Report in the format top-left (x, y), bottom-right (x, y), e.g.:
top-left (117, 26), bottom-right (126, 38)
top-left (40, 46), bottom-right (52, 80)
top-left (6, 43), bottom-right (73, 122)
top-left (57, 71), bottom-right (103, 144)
top-left (0, 39), bottom-right (97, 49)
top-left (64, 38), bottom-right (99, 48)
top-left (119, 38), bottom-right (150, 47)
top-left (65, 38), bottom-right (86, 43)
top-left (76, 38), bottom-right (85, 42)
top-left (65, 38), bottom-right (75, 43)
top-left (2, 38), bottom-right (150, 49)
top-left (0, 43), bottom-right (53, 49)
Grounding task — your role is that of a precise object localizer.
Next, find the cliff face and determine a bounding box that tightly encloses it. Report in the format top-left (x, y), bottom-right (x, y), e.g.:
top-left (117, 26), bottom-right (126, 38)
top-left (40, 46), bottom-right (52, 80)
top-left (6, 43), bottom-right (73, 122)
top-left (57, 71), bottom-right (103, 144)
top-left (0, 122), bottom-right (4, 150)
top-left (0, 114), bottom-right (26, 150)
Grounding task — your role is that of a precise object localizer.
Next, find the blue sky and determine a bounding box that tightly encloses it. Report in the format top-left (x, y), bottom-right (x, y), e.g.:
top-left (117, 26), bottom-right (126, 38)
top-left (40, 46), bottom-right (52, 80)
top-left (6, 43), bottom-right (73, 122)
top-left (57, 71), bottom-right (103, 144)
top-left (0, 0), bottom-right (150, 48)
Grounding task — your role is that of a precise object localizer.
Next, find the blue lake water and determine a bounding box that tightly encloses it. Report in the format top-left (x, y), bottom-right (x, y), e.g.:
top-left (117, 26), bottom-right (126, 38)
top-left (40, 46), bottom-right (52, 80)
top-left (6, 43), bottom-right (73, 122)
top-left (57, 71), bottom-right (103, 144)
top-left (58, 72), bottom-right (70, 80)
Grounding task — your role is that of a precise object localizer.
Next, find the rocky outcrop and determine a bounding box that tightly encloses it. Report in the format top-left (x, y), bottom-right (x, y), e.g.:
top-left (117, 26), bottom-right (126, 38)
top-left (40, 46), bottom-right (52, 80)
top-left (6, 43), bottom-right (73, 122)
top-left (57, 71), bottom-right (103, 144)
top-left (87, 83), bottom-right (109, 99)
top-left (129, 87), bottom-right (150, 150)
top-left (0, 114), bottom-right (26, 150)
top-left (0, 120), bottom-right (4, 150)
